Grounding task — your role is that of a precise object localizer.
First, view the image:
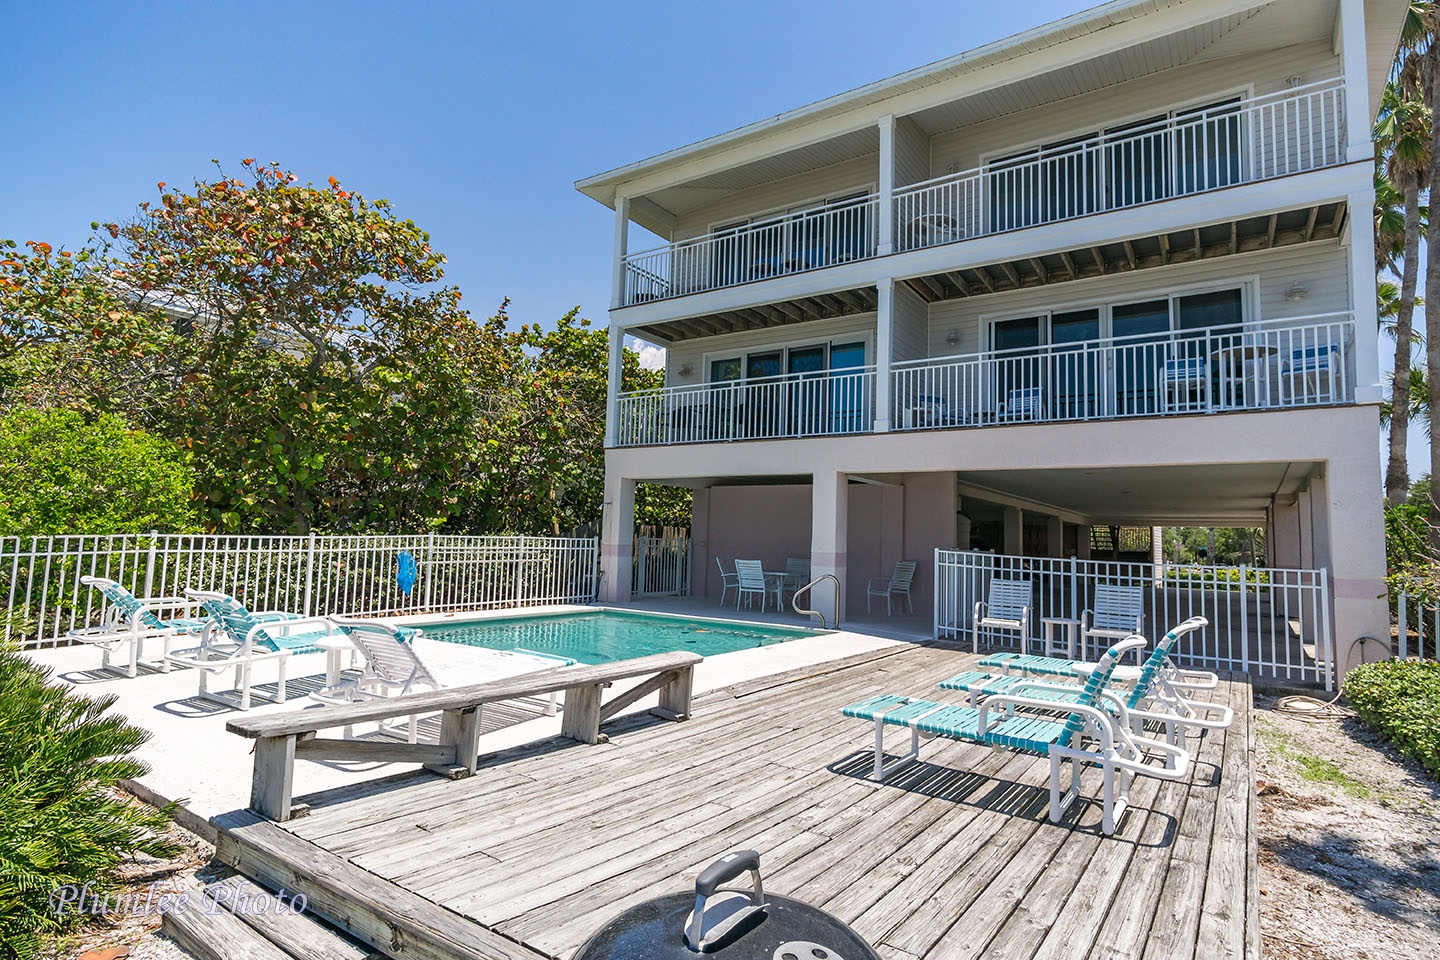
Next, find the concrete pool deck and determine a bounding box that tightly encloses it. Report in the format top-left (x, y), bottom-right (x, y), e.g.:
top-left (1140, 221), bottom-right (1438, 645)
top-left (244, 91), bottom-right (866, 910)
top-left (23, 601), bottom-right (915, 825)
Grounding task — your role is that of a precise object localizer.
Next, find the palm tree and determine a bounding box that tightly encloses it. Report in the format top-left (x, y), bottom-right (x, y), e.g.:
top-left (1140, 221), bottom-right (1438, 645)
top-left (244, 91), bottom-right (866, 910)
top-left (1376, 73), bottom-right (1432, 505)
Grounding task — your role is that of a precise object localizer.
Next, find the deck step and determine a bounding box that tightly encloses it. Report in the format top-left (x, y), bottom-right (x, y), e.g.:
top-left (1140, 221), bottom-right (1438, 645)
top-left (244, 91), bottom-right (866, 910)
top-left (212, 809), bottom-right (548, 960)
top-left (162, 874), bottom-right (379, 960)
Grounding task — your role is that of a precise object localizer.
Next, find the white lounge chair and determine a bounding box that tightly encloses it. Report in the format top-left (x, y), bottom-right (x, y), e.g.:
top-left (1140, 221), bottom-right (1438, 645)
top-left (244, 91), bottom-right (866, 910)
top-left (67, 576), bottom-right (210, 677)
top-left (866, 561), bottom-right (917, 615)
top-left (167, 591), bottom-right (337, 711)
top-left (733, 560), bottom-right (779, 611)
top-left (945, 616), bottom-right (1230, 746)
top-left (715, 557), bottom-right (740, 607)
top-left (973, 577), bottom-right (1032, 653)
top-left (319, 617), bottom-right (572, 742)
top-left (842, 636), bottom-right (1189, 835)
top-left (1081, 584), bottom-right (1146, 661)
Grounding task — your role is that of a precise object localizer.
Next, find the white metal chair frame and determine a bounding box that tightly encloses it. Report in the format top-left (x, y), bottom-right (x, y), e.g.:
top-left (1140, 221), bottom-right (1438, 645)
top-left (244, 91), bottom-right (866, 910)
top-left (973, 578), bottom-right (1033, 653)
top-left (866, 560), bottom-right (917, 615)
top-left (1081, 584), bottom-right (1146, 661)
top-left (733, 560), bottom-right (779, 611)
top-left (715, 557), bottom-right (740, 607)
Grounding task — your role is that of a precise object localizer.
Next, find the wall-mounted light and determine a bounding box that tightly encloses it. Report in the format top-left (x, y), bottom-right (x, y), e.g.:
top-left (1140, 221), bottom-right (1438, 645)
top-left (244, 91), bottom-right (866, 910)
top-left (1285, 280), bottom-right (1308, 302)
top-left (945, 330), bottom-right (960, 346)
top-left (1286, 74), bottom-right (1304, 89)
top-left (678, 362), bottom-right (694, 377)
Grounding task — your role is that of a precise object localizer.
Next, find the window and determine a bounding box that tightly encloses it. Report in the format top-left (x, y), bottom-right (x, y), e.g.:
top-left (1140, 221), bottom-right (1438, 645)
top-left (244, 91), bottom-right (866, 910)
top-left (707, 340), bottom-right (871, 436)
top-left (709, 190), bottom-right (873, 287)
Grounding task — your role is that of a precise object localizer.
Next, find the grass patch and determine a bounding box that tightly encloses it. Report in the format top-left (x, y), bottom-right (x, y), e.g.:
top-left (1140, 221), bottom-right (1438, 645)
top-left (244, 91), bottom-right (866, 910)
top-left (1258, 724), bottom-right (1373, 799)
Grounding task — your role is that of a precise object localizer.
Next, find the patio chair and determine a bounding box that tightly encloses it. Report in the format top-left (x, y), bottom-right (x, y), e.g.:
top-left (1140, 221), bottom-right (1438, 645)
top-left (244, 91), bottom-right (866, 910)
top-left (841, 636), bottom-right (1190, 835)
top-left (1001, 387), bottom-right (1044, 422)
top-left (67, 576), bottom-right (210, 678)
top-left (1160, 356), bottom-right (1209, 413)
top-left (1282, 344), bottom-right (1339, 402)
top-left (167, 590), bottom-right (339, 711)
top-left (715, 557), bottom-right (740, 607)
top-left (866, 560), bottom-right (917, 615)
top-left (1080, 584), bottom-right (1146, 661)
top-left (318, 617), bottom-right (571, 742)
top-left (733, 560), bottom-right (779, 612)
top-left (941, 616), bottom-right (1229, 746)
top-left (782, 557), bottom-right (812, 603)
top-left (972, 577), bottom-right (1032, 653)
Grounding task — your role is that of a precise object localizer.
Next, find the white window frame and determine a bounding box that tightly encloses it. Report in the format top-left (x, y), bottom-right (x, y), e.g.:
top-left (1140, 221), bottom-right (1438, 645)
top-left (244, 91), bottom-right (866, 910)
top-left (702, 332), bottom-right (875, 384)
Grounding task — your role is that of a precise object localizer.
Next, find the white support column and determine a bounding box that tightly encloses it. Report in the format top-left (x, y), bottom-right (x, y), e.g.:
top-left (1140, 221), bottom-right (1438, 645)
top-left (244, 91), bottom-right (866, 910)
top-left (605, 323), bottom-right (624, 448)
top-left (875, 278), bottom-right (894, 432)
top-left (1046, 517), bottom-right (1065, 558)
top-left (1003, 507), bottom-right (1023, 556)
top-left (877, 115), bottom-right (895, 256)
top-left (610, 195), bottom-right (630, 310)
top-left (1348, 188), bottom-right (1383, 403)
top-left (1319, 457), bottom-right (1388, 682)
top-left (811, 472), bottom-right (848, 626)
top-left (1339, 0), bottom-right (1372, 164)
top-left (600, 472), bottom-right (636, 604)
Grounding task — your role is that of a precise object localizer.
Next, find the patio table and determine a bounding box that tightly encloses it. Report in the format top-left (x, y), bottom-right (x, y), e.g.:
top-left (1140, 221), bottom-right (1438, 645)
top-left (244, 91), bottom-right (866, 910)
top-left (1210, 343), bottom-right (1276, 408)
top-left (1041, 616), bottom-right (1081, 659)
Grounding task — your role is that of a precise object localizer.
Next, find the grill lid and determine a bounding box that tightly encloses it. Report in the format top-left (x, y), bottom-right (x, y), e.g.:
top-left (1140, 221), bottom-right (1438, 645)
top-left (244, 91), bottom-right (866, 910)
top-left (572, 851), bottom-right (881, 960)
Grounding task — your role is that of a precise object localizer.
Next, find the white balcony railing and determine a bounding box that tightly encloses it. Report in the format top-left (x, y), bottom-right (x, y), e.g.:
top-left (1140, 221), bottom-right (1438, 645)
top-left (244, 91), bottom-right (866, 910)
top-left (616, 81), bottom-right (1346, 306)
top-left (615, 366), bottom-right (876, 446)
top-left (621, 195), bottom-right (879, 306)
top-left (892, 312), bottom-right (1355, 429)
top-left (894, 78), bottom-right (1346, 252)
top-left (611, 315), bottom-right (1353, 447)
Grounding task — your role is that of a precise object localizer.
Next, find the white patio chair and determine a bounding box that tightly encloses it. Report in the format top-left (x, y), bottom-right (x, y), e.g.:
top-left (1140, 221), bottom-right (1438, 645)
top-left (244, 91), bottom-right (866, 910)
top-left (1160, 356), bottom-right (1208, 413)
top-left (1002, 387), bottom-right (1044, 422)
top-left (733, 560), bottom-right (778, 611)
top-left (67, 576), bottom-right (210, 677)
top-left (1282, 344), bottom-right (1339, 402)
top-left (715, 557), bottom-right (740, 606)
top-left (1081, 584), bottom-right (1145, 661)
top-left (866, 561), bottom-right (917, 615)
top-left (973, 577), bottom-right (1032, 653)
top-left (782, 557), bottom-right (811, 604)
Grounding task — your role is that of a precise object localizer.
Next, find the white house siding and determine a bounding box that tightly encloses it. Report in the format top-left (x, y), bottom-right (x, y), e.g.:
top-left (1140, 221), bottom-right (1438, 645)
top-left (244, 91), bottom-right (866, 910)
top-left (922, 240), bottom-right (1349, 358)
top-left (893, 116), bottom-right (931, 190)
top-left (670, 154), bottom-right (877, 243)
top-left (891, 283), bottom-right (930, 363)
top-left (664, 313), bottom-right (877, 387)
top-left (927, 41), bottom-right (1342, 176)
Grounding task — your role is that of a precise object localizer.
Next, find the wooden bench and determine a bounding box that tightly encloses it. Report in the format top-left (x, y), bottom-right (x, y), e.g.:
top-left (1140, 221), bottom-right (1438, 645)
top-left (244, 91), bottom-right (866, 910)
top-left (225, 651), bottom-right (701, 822)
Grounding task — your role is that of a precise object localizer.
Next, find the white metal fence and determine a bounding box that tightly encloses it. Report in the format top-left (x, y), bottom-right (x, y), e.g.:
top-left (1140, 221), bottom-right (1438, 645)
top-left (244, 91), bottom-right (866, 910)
top-left (935, 550), bottom-right (1334, 688)
top-left (616, 366), bottom-right (876, 446)
top-left (620, 194), bottom-right (879, 306)
top-left (632, 536), bottom-right (692, 597)
top-left (4, 533), bottom-right (600, 648)
top-left (894, 313), bottom-right (1354, 429)
top-left (894, 78), bottom-right (1345, 252)
top-left (1392, 592), bottom-right (1440, 661)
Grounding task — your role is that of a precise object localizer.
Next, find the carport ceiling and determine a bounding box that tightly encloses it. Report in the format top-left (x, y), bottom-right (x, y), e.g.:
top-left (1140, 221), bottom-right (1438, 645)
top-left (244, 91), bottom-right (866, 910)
top-left (956, 462), bottom-right (1319, 526)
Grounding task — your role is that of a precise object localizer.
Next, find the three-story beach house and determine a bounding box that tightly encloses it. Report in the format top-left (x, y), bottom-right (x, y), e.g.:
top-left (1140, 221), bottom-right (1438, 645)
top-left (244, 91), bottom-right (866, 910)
top-left (579, 0), bottom-right (1407, 682)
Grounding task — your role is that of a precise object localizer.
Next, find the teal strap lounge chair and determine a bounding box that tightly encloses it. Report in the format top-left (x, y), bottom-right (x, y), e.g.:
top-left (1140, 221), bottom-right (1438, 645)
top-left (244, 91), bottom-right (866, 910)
top-left (67, 576), bottom-right (211, 677)
top-left (167, 590), bottom-right (334, 711)
top-left (966, 617), bottom-right (1228, 742)
top-left (841, 636), bottom-right (1189, 835)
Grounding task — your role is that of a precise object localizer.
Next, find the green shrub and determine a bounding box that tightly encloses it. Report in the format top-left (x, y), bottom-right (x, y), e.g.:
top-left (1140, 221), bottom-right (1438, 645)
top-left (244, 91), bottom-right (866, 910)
top-left (1343, 658), bottom-right (1440, 780)
top-left (0, 408), bottom-right (198, 535)
top-left (0, 649), bottom-right (178, 958)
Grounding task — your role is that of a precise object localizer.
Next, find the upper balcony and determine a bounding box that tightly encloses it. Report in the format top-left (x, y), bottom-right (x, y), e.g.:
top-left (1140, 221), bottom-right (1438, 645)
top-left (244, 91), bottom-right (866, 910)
top-left (616, 79), bottom-right (1346, 310)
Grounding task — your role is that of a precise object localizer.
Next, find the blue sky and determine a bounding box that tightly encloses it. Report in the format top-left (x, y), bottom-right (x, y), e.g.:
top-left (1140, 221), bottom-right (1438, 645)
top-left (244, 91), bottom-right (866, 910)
top-left (2, 1), bottom-right (1424, 479)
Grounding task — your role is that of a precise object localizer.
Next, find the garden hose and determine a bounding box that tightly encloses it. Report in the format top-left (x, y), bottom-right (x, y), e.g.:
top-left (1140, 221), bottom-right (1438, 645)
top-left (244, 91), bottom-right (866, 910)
top-left (1272, 635), bottom-right (1387, 721)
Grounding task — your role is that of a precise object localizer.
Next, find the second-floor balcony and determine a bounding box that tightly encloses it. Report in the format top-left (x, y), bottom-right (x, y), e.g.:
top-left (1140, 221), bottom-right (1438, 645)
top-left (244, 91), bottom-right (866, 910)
top-left (617, 79), bottom-right (1346, 308)
top-left (612, 312), bottom-right (1355, 447)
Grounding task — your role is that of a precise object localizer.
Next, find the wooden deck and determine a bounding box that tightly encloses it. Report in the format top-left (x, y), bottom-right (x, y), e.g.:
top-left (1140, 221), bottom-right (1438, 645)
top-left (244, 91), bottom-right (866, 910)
top-left (255, 643), bottom-right (1257, 960)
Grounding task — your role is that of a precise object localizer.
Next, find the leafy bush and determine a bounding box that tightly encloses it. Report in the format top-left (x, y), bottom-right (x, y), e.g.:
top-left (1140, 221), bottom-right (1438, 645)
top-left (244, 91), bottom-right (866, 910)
top-left (0, 408), bottom-right (198, 535)
top-left (1343, 658), bottom-right (1440, 780)
top-left (0, 649), bottom-right (179, 958)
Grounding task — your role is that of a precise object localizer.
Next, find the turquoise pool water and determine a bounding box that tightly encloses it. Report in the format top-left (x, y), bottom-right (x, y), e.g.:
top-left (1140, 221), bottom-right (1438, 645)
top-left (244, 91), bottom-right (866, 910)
top-left (420, 610), bottom-right (822, 664)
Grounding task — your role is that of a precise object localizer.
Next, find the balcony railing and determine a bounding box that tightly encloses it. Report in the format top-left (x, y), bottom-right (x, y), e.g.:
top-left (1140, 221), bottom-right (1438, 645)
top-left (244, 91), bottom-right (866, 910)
top-left (615, 366), bottom-right (876, 447)
top-left (893, 312), bottom-right (1355, 429)
top-left (621, 195), bottom-right (879, 306)
top-left (894, 78), bottom-right (1346, 252)
top-left (610, 314), bottom-right (1353, 447)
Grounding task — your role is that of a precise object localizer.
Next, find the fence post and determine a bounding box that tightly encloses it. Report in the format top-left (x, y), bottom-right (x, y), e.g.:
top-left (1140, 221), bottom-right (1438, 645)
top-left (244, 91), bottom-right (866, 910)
top-left (1398, 592), bottom-right (1408, 659)
top-left (1320, 567), bottom-right (1333, 692)
top-left (423, 532), bottom-right (437, 612)
top-left (1238, 564), bottom-right (1250, 676)
top-left (303, 532), bottom-right (317, 617)
top-left (143, 529), bottom-right (159, 597)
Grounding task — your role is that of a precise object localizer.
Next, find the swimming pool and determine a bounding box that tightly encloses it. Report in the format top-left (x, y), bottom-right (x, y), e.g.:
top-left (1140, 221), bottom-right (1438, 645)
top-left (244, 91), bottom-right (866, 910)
top-left (418, 609), bottom-right (823, 664)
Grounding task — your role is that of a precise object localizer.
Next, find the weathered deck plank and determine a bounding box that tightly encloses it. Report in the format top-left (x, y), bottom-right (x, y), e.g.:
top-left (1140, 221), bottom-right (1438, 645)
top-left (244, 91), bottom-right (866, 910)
top-left (259, 642), bottom-right (1254, 960)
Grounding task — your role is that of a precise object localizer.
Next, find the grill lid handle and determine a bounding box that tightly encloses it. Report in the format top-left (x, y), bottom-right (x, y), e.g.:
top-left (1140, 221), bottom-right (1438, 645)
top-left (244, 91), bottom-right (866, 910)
top-left (685, 851), bottom-right (766, 952)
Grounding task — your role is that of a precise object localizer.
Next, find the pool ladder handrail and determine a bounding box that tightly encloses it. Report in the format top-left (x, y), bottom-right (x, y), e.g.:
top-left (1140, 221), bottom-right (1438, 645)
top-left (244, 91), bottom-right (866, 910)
top-left (792, 574), bottom-right (841, 629)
